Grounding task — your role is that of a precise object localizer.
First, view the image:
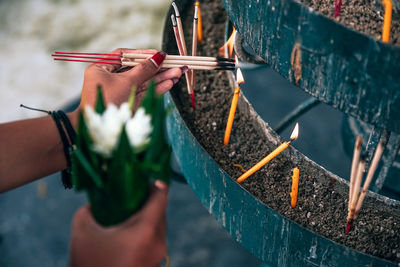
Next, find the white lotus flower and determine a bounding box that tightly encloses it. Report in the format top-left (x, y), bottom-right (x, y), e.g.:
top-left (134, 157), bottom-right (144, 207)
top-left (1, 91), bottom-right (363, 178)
top-left (125, 107), bottom-right (153, 148)
top-left (84, 103), bottom-right (131, 156)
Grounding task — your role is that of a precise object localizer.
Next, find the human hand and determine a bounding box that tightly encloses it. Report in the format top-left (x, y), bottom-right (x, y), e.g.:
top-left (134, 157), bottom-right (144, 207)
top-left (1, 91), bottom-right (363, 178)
top-left (70, 181), bottom-right (169, 267)
top-left (79, 48), bottom-right (186, 110)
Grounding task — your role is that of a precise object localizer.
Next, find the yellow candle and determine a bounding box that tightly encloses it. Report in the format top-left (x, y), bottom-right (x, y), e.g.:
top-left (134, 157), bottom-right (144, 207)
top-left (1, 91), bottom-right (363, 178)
top-left (290, 167), bottom-right (299, 208)
top-left (224, 87), bottom-right (241, 145)
top-left (236, 141), bottom-right (291, 183)
top-left (382, 0), bottom-right (392, 43)
top-left (195, 1), bottom-right (203, 43)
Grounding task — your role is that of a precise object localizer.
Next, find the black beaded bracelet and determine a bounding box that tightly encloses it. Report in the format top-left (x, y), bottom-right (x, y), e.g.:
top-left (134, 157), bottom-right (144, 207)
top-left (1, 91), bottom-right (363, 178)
top-left (51, 111), bottom-right (74, 189)
top-left (20, 105), bottom-right (76, 189)
top-left (57, 110), bottom-right (76, 145)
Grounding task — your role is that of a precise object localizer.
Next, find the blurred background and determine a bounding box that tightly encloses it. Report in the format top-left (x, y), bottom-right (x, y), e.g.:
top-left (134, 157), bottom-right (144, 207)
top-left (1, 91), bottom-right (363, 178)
top-left (0, 0), bottom-right (261, 266)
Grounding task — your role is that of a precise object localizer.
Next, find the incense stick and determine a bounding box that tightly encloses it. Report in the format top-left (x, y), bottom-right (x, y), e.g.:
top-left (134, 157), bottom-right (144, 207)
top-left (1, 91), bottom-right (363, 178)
top-left (51, 54), bottom-right (121, 61)
top-left (123, 60), bottom-right (233, 69)
top-left (121, 61), bottom-right (234, 70)
top-left (172, 2), bottom-right (193, 96)
top-left (172, 2), bottom-right (188, 57)
top-left (347, 156), bottom-right (366, 228)
top-left (348, 136), bottom-right (362, 213)
top-left (59, 51), bottom-right (234, 62)
top-left (171, 14), bottom-right (184, 56)
top-left (54, 51), bottom-right (235, 63)
top-left (54, 54), bottom-right (234, 66)
top-left (191, 5), bottom-right (199, 108)
top-left (334, 0), bottom-right (342, 18)
top-left (54, 58), bottom-right (234, 70)
top-left (53, 58), bottom-right (123, 65)
top-left (354, 141), bottom-right (384, 219)
top-left (122, 58), bottom-right (233, 66)
top-left (54, 51), bottom-right (122, 56)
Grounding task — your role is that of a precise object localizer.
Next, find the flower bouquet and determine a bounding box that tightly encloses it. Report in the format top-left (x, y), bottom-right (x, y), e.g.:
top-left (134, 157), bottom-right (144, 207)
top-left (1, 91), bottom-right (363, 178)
top-left (71, 82), bottom-right (171, 226)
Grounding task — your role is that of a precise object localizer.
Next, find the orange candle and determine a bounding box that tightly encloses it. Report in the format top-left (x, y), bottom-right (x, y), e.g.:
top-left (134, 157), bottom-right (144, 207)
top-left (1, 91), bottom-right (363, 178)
top-left (236, 123), bottom-right (299, 183)
top-left (224, 68), bottom-right (244, 145)
top-left (237, 142), bottom-right (291, 183)
top-left (290, 167), bottom-right (299, 208)
top-left (382, 0), bottom-right (392, 43)
top-left (195, 1), bottom-right (203, 43)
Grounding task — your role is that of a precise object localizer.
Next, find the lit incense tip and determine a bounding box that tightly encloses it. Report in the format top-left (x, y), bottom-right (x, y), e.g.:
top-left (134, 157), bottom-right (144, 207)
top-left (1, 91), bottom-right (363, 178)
top-left (290, 123), bottom-right (299, 140)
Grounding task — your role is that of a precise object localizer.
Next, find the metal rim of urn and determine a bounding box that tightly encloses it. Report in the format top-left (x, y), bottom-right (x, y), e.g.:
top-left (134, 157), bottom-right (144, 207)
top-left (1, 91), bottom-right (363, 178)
top-left (162, 1), bottom-right (399, 266)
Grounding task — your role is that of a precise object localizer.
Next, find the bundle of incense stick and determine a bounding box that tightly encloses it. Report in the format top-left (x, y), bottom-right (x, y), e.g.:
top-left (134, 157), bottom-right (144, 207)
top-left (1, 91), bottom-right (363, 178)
top-left (52, 52), bottom-right (235, 71)
top-left (346, 135), bottom-right (386, 234)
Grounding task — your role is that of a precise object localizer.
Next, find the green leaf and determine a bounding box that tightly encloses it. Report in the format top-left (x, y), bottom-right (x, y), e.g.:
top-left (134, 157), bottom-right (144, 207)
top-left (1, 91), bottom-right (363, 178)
top-left (73, 149), bottom-right (103, 188)
top-left (128, 85), bottom-right (137, 112)
top-left (76, 111), bottom-right (100, 170)
top-left (72, 111), bottom-right (103, 190)
top-left (107, 127), bottom-right (133, 203)
top-left (106, 127), bottom-right (150, 219)
top-left (145, 97), bottom-right (167, 161)
top-left (95, 85), bottom-right (106, 114)
top-left (140, 80), bottom-right (157, 114)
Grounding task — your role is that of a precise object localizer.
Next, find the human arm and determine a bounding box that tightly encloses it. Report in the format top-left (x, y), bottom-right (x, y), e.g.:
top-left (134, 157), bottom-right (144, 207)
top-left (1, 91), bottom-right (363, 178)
top-left (0, 49), bottom-right (184, 192)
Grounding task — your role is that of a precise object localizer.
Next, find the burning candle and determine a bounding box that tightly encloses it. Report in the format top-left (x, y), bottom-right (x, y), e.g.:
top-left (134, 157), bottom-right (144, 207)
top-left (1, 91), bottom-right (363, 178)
top-left (236, 123), bottom-right (299, 183)
top-left (195, 1), bottom-right (203, 43)
top-left (290, 167), bottom-right (299, 208)
top-left (224, 66), bottom-right (244, 145)
top-left (382, 0), bottom-right (392, 43)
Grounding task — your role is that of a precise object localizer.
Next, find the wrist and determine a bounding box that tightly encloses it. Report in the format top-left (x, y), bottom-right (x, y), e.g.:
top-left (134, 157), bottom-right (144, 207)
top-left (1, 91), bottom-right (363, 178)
top-left (67, 110), bottom-right (79, 130)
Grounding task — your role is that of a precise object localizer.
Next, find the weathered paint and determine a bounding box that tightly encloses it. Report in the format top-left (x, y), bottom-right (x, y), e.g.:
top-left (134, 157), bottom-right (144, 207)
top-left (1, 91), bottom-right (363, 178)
top-left (222, 0), bottom-right (400, 134)
top-left (164, 90), bottom-right (397, 266)
top-left (162, 1), bottom-right (399, 265)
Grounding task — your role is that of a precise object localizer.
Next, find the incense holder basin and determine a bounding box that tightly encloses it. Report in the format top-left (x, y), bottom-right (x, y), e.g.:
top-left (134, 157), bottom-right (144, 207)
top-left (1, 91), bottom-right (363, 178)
top-left (163, 87), bottom-right (398, 266)
top-left (222, 0), bottom-right (400, 134)
top-left (222, 0), bottom-right (400, 198)
top-left (163, 0), bottom-right (399, 266)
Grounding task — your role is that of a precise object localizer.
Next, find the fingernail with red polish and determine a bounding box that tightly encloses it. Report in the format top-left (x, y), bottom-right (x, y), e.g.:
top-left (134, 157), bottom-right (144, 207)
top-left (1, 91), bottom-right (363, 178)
top-left (150, 51), bottom-right (167, 68)
top-left (155, 180), bottom-right (168, 190)
top-left (172, 78), bottom-right (179, 84)
top-left (180, 65), bottom-right (189, 73)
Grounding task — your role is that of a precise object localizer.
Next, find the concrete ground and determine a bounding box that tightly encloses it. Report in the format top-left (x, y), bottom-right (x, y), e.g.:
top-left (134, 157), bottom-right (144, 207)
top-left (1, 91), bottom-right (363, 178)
top-left (0, 65), bottom-right (351, 266)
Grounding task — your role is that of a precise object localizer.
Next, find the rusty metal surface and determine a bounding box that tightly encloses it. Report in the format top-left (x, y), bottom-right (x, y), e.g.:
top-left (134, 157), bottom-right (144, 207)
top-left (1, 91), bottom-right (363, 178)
top-left (222, 0), bottom-right (400, 134)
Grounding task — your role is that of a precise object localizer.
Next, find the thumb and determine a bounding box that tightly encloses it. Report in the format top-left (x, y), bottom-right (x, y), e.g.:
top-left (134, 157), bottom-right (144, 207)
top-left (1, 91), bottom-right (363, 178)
top-left (126, 51), bottom-right (167, 86)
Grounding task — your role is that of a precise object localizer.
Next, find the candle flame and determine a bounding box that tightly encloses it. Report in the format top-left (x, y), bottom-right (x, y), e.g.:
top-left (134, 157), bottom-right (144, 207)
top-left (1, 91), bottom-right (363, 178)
top-left (236, 68), bottom-right (244, 84)
top-left (218, 27), bottom-right (236, 58)
top-left (290, 123), bottom-right (299, 140)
